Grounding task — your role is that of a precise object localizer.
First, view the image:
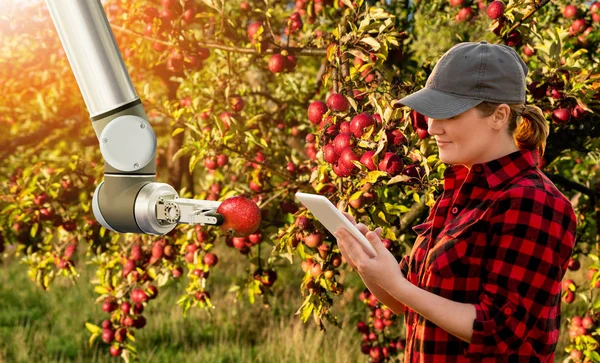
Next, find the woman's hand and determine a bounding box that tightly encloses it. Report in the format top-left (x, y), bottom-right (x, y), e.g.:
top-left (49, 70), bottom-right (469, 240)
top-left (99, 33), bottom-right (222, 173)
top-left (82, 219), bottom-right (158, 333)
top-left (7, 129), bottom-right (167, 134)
top-left (334, 212), bottom-right (406, 290)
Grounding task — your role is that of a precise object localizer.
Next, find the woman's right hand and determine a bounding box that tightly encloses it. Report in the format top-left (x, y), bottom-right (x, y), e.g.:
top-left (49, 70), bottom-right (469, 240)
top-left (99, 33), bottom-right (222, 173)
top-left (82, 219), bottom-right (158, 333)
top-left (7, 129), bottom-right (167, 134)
top-left (342, 211), bottom-right (382, 239)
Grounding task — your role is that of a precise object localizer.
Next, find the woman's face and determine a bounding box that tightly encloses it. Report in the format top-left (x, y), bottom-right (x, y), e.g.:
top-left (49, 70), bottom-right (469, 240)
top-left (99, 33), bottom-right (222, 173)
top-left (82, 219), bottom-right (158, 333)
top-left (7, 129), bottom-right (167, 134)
top-left (427, 107), bottom-right (498, 169)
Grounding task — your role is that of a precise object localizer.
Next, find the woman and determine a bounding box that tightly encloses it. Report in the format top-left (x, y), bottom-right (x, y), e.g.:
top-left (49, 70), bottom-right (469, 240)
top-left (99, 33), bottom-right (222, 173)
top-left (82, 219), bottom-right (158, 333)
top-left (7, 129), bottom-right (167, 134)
top-left (333, 41), bottom-right (577, 362)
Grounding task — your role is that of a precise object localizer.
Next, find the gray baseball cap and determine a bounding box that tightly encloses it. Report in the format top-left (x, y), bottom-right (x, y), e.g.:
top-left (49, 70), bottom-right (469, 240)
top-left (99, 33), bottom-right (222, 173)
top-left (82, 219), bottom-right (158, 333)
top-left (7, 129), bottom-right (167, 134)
top-left (392, 41), bottom-right (528, 119)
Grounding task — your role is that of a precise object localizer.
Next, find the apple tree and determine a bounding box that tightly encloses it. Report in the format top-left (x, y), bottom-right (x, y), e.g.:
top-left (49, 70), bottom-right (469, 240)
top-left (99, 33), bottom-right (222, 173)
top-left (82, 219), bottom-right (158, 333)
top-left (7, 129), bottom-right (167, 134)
top-left (1, 0), bottom-right (599, 361)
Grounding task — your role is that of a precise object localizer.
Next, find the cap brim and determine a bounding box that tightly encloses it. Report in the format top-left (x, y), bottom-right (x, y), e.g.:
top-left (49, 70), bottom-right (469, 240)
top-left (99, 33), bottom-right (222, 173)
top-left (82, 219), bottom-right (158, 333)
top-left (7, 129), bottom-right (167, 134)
top-left (392, 88), bottom-right (483, 119)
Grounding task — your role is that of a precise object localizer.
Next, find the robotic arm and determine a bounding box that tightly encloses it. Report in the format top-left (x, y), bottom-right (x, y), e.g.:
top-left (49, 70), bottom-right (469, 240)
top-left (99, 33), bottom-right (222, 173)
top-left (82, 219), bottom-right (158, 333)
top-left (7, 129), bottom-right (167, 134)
top-left (45, 0), bottom-right (223, 235)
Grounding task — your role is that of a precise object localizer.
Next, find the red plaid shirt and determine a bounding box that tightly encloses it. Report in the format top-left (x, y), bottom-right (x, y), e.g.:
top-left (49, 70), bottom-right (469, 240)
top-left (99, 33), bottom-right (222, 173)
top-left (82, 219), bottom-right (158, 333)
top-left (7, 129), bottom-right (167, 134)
top-left (398, 148), bottom-right (577, 362)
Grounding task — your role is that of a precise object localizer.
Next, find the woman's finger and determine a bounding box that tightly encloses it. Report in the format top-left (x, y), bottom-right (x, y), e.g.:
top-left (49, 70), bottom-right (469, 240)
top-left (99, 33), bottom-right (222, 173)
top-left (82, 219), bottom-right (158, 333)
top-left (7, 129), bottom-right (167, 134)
top-left (342, 211), bottom-right (357, 225)
top-left (335, 234), bottom-right (357, 269)
top-left (336, 228), bottom-right (366, 264)
top-left (375, 227), bottom-right (383, 237)
top-left (337, 241), bottom-right (356, 270)
top-left (355, 224), bottom-right (369, 235)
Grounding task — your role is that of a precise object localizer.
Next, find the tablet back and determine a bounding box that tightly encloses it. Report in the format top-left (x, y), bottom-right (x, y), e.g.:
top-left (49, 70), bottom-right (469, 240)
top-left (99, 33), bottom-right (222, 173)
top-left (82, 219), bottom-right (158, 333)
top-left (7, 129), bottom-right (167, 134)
top-left (295, 192), bottom-right (376, 256)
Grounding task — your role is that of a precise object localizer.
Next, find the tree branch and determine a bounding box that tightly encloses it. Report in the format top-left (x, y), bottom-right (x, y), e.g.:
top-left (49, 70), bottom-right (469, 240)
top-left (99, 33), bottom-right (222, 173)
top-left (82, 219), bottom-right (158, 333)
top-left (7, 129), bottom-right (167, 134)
top-left (398, 202), bottom-right (428, 234)
top-left (312, 58), bottom-right (329, 99)
top-left (0, 119), bottom-right (80, 163)
top-left (112, 25), bottom-right (326, 56)
top-left (218, 143), bottom-right (295, 182)
top-left (341, 53), bottom-right (352, 96)
top-left (543, 172), bottom-right (596, 202)
top-left (506, 0), bottom-right (551, 35)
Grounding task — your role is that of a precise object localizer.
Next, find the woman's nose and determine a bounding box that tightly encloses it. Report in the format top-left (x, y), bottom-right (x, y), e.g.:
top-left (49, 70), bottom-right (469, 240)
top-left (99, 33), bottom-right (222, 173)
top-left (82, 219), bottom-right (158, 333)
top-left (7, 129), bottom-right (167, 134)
top-left (427, 118), bottom-right (441, 135)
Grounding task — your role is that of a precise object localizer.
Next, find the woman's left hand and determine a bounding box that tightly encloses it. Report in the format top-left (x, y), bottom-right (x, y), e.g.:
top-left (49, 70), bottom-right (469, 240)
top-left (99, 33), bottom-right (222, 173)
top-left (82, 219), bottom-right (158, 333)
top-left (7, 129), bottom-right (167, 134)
top-left (333, 215), bottom-right (404, 288)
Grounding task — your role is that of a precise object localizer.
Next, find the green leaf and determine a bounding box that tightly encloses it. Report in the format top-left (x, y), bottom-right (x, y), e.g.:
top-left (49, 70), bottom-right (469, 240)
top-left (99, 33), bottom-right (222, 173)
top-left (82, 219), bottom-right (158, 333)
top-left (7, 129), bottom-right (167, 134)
top-left (85, 322), bottom-right (102, 334)
top-left (244, 131), bottom-right (263, 148)
top-left (176, 295), bottom-right (188, 306)
top-left (584, 350), bottom-right (600, 362)
top-left (297, 297), bottom-right (315, 322)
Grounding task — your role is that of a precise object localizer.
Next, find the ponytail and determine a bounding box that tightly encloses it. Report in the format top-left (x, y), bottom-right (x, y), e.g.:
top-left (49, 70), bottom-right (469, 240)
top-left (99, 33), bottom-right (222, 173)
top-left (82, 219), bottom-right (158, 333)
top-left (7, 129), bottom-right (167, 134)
top-left (475, 102), bottom-right (550, 158)
top-left (514, 104), bottom-right (549, 158)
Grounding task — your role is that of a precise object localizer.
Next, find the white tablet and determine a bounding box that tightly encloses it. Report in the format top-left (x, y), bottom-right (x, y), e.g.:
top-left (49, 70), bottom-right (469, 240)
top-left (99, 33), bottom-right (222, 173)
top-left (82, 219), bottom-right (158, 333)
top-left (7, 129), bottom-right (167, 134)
top-left (295, 192), bottom-right (377, 256)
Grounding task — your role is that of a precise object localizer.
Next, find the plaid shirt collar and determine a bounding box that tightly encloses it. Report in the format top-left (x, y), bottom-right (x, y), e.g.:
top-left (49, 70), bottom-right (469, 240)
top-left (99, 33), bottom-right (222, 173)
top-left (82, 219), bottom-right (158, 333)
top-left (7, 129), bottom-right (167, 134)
top-left (442, 148), bottom-right (540, 190)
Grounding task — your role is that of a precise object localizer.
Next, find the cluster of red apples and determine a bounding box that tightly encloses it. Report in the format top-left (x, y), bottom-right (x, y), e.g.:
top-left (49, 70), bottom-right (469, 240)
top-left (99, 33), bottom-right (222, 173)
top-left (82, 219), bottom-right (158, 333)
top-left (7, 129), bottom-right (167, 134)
top-left (306, 93), bottom-right (425, 181)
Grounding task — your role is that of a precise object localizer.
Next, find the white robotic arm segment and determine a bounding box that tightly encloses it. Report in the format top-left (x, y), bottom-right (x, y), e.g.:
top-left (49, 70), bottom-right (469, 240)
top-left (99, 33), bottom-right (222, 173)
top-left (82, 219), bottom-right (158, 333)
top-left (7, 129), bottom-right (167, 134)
top-left (99, 115), bottom-right (156, 172)
top-left (45, 0), bottom-right (223, 235)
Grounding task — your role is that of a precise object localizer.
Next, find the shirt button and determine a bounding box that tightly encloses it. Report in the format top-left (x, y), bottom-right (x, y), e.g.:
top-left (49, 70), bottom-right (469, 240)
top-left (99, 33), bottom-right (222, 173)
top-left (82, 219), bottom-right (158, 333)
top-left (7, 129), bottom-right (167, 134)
top-left (473, 165), bottom-right (483, 172)
top-left (451, 207), bottom-right (459, 214)
top-left (504, 307), bottom-right (513, 315)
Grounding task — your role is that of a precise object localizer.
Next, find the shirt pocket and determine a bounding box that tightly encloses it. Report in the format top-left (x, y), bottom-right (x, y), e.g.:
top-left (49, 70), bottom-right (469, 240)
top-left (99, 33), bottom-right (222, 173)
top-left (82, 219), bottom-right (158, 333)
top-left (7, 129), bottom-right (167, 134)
top-left (426, 219), bottom-right (479, 278)
top-left (407, 221), bottom-right (434, 278)
top-left (412, 221), bottom-right (433, 236)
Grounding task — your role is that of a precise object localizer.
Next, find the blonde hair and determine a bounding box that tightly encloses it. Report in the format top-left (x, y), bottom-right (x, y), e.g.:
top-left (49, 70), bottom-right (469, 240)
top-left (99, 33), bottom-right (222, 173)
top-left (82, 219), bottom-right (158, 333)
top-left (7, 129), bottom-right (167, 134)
top-left (474, 102), bottom-right (549, 157)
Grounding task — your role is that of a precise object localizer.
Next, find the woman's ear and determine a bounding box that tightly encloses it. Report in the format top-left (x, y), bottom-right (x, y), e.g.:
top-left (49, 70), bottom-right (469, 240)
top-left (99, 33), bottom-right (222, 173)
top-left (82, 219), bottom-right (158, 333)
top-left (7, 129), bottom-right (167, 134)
top-left (491, 104), bottom-right (511, 130)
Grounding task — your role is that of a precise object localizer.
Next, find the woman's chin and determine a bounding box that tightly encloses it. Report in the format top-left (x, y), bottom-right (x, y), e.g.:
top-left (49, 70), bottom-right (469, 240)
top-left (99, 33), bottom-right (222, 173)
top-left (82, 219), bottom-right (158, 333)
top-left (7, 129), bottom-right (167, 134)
top-left (438, 155), bottom-right (460, 166)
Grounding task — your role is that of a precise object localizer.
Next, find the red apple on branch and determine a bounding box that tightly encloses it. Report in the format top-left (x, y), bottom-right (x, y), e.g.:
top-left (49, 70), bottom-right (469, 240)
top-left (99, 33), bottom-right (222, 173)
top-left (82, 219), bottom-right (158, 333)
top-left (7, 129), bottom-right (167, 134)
top-left (217, 196), bottom-right (262, 237)
top-left (486, 1), bottom-right (505, 19)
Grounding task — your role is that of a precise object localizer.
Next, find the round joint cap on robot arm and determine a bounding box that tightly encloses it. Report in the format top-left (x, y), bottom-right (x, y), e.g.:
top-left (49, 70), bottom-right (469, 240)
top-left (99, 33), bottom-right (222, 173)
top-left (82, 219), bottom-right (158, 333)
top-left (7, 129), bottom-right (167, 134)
top-left (99, 115), bottom-right (156, 172)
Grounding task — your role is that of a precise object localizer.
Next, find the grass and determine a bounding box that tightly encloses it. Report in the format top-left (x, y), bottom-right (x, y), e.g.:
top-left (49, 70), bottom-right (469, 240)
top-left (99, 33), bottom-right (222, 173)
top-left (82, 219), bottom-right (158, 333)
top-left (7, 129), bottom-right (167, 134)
top-left (0, 245), bottom-right (584, 362)
top-left (0, 246), bottom-right (374, 363)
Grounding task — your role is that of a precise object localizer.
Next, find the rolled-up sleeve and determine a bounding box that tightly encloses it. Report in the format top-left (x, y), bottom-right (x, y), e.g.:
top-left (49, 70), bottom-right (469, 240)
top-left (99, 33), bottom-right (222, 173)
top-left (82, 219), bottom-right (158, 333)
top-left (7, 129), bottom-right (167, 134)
top-left (464, 187), bottom-right (577, 358)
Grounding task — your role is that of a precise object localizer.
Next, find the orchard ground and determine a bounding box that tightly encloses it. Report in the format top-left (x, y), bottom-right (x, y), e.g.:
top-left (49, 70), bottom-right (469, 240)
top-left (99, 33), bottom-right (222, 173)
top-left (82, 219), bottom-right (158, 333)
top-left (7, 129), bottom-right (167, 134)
top-left (1, 244), bottom-right (589, 362)
top-left (1, 245), bottom-right (376, 362)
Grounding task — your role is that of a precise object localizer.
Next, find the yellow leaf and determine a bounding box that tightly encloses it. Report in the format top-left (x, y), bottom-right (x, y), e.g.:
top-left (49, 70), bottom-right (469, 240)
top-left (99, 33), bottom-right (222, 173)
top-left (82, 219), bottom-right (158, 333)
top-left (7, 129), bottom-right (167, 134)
top-left (360, 37), bottom-right (380, 51)
top-left (171, 128), bottom-right (185, 137)
top-left (85, 322), bottom-right (102, 334)
top-left (413, 193), bottom-right (421, 204)
top-left (89, 332), bottom-right (99, 348)
top-left (387, 174), bottom-right (411, 185)
top-left (30, 223), bottom-right (39, 238)
top-left (349, 191), bottom-right (363, 201)
top-left (94, 286), bottom-right (109, 295)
